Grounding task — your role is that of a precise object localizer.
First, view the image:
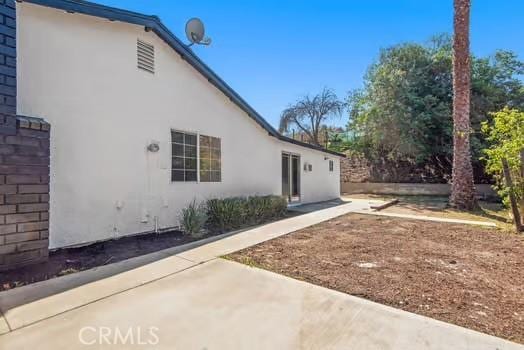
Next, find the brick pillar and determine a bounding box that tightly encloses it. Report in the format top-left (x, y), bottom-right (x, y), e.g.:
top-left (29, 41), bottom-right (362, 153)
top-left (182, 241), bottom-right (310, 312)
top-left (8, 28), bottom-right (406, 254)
top-left (0, 116), bottom-right (50, 271)
top-left (0, 0), bottom-right (51, 271)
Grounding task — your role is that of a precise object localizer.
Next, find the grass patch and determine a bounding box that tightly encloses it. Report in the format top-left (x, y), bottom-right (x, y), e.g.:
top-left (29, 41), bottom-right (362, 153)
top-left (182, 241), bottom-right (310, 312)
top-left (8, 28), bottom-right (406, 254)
top-left (222, 255), bottom-right (264, 269)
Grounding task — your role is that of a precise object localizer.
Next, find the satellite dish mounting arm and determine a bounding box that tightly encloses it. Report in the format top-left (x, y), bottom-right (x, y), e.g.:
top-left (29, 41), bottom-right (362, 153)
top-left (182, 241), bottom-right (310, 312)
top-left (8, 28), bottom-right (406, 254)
top-left (185, 18), bottom-right (212, 47)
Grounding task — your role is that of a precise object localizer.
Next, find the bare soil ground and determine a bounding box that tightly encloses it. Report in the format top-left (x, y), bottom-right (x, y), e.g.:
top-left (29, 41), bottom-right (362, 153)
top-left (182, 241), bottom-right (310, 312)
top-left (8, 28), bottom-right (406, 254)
top-left (0, 229), bottom-right (190, 291)
top-left (228, 213), bottom-right (524, 343)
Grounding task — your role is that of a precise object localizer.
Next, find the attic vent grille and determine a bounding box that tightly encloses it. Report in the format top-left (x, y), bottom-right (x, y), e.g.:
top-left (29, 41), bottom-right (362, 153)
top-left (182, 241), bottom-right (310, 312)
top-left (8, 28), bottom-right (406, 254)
top-left (137, 39), bottom-right (155, 73)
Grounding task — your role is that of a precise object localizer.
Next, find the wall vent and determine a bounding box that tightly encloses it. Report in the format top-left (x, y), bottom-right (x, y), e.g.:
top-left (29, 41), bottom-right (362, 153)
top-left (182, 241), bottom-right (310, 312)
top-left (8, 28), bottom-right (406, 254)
top-left (137, 39), bottom-right (155, 73)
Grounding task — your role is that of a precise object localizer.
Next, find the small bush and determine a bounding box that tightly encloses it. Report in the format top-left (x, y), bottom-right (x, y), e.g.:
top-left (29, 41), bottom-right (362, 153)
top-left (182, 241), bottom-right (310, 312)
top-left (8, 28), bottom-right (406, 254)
top-left (245, 195), bottom-right (287, 223)
top-left (180, 200), bottom-right (208, 238)
top-left (207, 195), bottom-right (287, 231)
top-left (206, 197), bottom-right (246, 231)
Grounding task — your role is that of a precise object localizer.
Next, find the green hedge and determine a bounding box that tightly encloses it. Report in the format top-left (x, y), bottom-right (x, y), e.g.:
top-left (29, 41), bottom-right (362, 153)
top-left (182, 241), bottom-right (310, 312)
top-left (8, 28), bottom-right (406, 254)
top-left (206, 195), bottom-right (287, 231)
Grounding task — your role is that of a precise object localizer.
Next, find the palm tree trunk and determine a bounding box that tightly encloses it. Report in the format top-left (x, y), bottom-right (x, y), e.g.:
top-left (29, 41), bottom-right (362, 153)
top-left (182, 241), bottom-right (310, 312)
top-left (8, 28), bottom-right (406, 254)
top-left (450, 0), bottom-right (477, 210)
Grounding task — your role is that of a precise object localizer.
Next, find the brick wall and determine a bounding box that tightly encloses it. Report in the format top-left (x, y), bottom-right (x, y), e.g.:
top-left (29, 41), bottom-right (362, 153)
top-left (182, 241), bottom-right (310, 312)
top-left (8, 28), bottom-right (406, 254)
top-left (0, 0), bottom-right (16, 119)
top-left (0, 0), bottom-right (51, 271)
top-left (0, 116), bottom-right (50, 271)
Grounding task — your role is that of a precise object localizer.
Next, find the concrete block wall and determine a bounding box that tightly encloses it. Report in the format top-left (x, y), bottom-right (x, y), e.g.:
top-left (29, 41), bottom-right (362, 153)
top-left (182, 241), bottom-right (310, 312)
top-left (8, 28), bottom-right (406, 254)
top-left (341, 182), bottom-right (498, 199)
top-left (0, 116), bottom-right (50, 271)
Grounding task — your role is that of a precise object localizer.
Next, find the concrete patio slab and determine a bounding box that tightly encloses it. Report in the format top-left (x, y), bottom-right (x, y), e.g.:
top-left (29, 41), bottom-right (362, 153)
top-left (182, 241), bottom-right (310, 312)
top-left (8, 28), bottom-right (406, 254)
top-left (0, 313), bottom-right (9, 335)
top-left (0, 259), bottom-right (520, 350)
top-left (0, 255), bottom-right (196, 330)
top-left (178, 201), bottom-right (369, 263)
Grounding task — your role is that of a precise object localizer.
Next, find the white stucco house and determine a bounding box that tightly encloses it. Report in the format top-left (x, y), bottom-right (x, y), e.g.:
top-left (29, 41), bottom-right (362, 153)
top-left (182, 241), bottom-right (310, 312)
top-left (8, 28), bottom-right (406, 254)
top-left (15, 0), bottom-right (343, 249)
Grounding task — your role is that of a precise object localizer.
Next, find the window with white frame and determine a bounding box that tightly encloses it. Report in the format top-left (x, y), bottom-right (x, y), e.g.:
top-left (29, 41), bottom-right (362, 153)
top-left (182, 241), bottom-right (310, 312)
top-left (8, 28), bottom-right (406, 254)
top-left (329, 159), bottom-right (334, 172)
top-left (171, 131), bottom-right (197, 182)
top-left (171, 131), bottom-right (221, 182)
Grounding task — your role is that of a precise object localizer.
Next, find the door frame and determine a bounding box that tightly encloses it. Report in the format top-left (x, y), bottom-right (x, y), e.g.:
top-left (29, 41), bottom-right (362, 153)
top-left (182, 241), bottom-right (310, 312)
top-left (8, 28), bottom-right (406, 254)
top-left (281, 152), bottom-right (301, 203)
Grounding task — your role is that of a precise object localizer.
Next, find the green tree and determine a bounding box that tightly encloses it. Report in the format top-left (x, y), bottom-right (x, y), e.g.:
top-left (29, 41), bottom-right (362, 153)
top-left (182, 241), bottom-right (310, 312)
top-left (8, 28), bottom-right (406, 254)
top-left (481, 108), bottom-right (524, 217)
top-left (348, 35), bottom-right (524, 182)
top-left (348, 40), bottom-right (452, 164)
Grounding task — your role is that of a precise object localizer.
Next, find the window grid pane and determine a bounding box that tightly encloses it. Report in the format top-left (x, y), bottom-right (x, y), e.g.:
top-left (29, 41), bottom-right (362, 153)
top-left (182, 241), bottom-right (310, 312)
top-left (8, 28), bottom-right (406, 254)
top-left (200, 135), bottom-right (221, 182)
top-left (171, 131), bottom-right (197, 182)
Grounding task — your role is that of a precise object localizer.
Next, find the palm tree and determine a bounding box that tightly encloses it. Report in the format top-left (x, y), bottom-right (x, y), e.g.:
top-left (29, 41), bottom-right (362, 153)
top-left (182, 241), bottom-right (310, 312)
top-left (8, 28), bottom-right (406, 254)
top-left (279, 88), bottom-right (345, 146)
top-left (450, 0), bottom-right (477, 210)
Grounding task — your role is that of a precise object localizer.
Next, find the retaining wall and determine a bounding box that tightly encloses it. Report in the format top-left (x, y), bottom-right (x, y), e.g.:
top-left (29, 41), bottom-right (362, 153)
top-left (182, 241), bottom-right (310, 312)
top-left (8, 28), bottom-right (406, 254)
top-left (341, 182), bottom-right (497, 199)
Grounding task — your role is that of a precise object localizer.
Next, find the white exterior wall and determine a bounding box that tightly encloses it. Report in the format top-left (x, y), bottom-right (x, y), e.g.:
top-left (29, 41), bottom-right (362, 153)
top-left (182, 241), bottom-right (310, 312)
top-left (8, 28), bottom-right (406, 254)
top-left (16, 3), bottom-right (340, 248)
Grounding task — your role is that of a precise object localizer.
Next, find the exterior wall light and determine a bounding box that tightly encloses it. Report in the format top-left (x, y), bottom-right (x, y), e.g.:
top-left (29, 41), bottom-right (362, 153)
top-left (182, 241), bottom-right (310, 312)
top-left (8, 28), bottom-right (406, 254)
top-left (303, 163), bottom-right (313, 172)
top-left (147, 142), bottom-right (160, 152)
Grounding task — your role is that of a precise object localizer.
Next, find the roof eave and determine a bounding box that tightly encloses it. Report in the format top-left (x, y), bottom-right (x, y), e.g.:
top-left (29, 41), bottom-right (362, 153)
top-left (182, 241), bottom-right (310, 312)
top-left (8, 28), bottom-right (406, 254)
top-left (277, 135), bottom-right (345, 158)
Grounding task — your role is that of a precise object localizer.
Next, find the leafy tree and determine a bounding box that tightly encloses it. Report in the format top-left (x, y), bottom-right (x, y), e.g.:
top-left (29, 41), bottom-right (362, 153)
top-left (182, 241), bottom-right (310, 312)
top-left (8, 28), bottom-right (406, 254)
top-left (348, 35), bottom-right (524, 183)
top-left (348, 40), bottom-right (452, 164)
top-left (481, 108), bottom-right (524, 216)
top-left (279, 88), bottom-right (345, 146)
top-left (450, 0), bottom-right (476, 209)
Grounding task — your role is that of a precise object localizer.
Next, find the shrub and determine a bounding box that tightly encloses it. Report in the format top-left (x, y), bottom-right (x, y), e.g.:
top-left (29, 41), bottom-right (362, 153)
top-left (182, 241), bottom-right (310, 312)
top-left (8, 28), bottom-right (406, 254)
top-left (180, 200), bottom-right (208, 238)
top-left (206, 195), bottom-right (287, 231)
top-left (481, 108), bottom-right (523, 213)
top-left (246, 195), bottom-right (287, 222)
top-left (206, 197), bottom-right (245, 231)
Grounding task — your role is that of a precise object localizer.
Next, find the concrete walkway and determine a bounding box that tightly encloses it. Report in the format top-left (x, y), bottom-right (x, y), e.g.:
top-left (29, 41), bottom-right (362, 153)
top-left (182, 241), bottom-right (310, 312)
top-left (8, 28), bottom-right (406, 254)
top-left (342, 197), bottom-right (497, 227)
top-left (1, 200), bottom-right (520, 349)
top-left (353, 209), bottom-right (498, 226)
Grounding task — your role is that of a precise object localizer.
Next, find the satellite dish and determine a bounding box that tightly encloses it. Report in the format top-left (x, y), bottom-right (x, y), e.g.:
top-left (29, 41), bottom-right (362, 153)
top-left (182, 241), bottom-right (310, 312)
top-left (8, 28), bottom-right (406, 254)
top-left (185, 18), bottom-right (212, 46)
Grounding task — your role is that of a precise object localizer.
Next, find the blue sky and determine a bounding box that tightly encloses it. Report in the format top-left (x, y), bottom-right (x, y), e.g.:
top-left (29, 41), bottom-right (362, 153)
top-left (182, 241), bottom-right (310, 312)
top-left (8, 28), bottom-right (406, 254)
top-left (99, 0), bottom-right (524, 128)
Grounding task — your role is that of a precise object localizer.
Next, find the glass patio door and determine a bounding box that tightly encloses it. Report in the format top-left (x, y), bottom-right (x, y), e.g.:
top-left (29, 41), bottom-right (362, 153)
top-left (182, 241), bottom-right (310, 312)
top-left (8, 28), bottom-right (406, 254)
top-left (282, 153), bottom-right (300, 202)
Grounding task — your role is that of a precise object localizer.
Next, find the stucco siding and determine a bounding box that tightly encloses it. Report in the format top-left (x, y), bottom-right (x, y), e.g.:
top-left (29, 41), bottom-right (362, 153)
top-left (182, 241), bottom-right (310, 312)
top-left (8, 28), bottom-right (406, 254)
top-left (16, 3), bottom-right (340, 248)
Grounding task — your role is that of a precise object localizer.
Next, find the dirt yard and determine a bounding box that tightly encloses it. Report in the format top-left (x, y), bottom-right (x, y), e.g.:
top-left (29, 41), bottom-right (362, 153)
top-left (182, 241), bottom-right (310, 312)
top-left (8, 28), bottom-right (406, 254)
top-left (228, 213), bottom-right (524, 344)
